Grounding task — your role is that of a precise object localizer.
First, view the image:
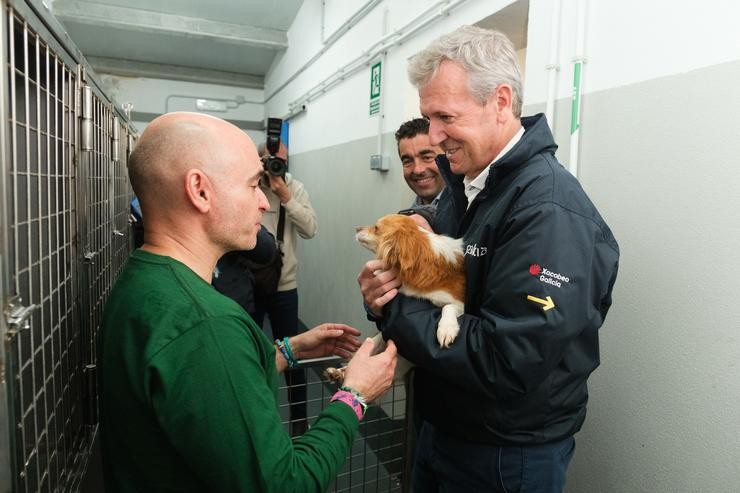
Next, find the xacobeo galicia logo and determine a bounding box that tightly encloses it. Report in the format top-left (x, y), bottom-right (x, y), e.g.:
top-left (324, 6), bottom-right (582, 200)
top-left (529, 263), bottom-right (570, 288)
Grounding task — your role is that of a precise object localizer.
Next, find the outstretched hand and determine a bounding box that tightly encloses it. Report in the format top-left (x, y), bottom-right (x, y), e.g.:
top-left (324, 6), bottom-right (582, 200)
top-left (290, 323), bottom-right (362, 361)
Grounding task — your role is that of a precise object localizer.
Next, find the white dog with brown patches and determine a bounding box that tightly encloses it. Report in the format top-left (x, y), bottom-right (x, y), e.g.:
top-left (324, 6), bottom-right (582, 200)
top-left (326, 213), bottom-right (465, 385)
top-left (356, 213), bottom-right (465, 347)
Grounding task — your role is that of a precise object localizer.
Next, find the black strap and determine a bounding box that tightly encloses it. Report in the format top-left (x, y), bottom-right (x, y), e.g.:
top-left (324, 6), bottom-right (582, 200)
top-left (277, 205), bottom-right (285, 242)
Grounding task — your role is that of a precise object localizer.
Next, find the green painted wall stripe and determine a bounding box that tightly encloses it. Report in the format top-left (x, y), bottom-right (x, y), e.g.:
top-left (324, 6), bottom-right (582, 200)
top-left (571, 62), bottom-right (582, 134)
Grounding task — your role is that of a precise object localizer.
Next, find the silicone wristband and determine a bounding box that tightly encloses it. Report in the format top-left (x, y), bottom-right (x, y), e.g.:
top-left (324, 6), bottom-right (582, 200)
top-left (275, 339), bottom-right (298, 368)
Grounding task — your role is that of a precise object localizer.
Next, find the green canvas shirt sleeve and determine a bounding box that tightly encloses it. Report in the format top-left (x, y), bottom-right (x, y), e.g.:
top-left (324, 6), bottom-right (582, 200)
top-left (147, 315), bottom-right (358, 492)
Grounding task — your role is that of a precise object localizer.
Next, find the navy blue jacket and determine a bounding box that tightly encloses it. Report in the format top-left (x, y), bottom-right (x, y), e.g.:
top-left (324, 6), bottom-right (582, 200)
top-left (213, 226), bottom-right (278, 319)
top-left (380, 113), bottom-right (619, 445)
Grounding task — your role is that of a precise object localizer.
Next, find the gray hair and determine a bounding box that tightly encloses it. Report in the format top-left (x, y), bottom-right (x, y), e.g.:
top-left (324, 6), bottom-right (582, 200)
top-left (408, 25), bottom-right (523, 117)
top-left (256, 141), bottom-right (287, 158)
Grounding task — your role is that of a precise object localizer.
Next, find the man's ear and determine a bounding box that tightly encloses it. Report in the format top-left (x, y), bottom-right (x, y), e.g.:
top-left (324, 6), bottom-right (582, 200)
top-left (490, 84), bottom-right (514, 120)
top-left (184, 168), bottom-right (213, 213)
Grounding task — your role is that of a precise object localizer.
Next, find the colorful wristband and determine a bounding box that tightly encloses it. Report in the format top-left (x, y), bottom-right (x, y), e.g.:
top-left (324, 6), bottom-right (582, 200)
top-left (275, 338), bottom-right (298, 368)
top-left (283, 337), bottom-right (297, 365)
top-left (331, 390), bottom-right (366, 421)
top-left (339, 385), bottom-right (368, 412)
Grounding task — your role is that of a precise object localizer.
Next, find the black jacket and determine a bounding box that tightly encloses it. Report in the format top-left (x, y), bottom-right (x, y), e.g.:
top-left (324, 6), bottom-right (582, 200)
top-left (380, 113), bottom-right (619, 445)
top-left (213, 226), bottom-right (278, 319)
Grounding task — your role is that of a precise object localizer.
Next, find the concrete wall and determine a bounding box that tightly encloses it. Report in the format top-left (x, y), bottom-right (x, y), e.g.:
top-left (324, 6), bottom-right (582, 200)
top-left (289, 133), bottom-right (416, 336)
top-left (557, 59), bottom-right (740, 492)
top-left (268, 1), bottom-right (740, 491)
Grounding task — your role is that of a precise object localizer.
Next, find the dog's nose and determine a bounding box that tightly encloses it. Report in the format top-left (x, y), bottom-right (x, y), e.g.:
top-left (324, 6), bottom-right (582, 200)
top-left (355, 226), bottom-right (363, 233)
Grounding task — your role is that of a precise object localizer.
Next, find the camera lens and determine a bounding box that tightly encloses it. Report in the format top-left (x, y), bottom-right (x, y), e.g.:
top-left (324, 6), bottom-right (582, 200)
top-left (264, 156), bottom-right (286, 177)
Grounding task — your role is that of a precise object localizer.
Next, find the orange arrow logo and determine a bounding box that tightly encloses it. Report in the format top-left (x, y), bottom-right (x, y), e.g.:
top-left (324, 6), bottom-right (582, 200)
top-left (527, 295), bottom-right (555, 311)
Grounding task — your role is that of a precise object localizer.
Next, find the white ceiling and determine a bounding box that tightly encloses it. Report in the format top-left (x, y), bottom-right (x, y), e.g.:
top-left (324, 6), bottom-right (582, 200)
top-left (50, 0), bottom-right (304, 89)
top-left (49, 0), bottom-right (530, 95)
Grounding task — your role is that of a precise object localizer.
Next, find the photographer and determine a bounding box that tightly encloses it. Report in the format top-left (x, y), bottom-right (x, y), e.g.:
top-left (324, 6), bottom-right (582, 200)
top-left (256, 137), bottom-right (317, 437)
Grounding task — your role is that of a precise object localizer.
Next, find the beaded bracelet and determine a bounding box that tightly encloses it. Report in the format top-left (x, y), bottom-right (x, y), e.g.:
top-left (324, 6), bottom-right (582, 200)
top-left (331, 390), bottom-right (366, 421)
top-left (275, 338), bottom-right (298, 368)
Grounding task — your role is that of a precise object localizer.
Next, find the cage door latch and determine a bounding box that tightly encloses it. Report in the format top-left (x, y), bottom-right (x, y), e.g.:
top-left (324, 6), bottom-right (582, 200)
top-left (3, 296), bottom-right (37, 338)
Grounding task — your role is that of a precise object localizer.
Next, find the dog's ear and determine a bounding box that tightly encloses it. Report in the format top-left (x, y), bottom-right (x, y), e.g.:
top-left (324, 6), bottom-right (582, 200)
top-left (394, 229), bottom-right (422, 274)
top-left (377, 218), bottom-right (422, 274)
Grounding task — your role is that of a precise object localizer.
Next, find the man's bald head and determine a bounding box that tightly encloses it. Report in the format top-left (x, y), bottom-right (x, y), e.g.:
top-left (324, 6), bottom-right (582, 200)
top-left (128, 112), bottom-right (251, 208)
top-left (125, 112), bottom-right (267, 273)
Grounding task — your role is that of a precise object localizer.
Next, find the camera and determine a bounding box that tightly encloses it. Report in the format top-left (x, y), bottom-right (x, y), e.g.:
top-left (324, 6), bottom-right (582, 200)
top-left (262, 117), bottom-right (287, 177)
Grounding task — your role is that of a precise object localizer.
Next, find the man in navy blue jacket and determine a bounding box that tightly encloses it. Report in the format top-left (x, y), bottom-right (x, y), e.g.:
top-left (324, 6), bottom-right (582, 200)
top-left (212, 225), bottom-right (277, 320)
top-left (358, 26), bottom-right (619, 493)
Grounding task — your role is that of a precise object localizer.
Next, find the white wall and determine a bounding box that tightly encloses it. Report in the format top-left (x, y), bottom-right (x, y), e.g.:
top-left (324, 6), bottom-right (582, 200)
top-left (264, 1), bottom-right (740, 492)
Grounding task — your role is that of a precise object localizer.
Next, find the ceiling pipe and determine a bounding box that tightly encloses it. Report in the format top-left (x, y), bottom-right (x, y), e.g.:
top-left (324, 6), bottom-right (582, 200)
top-left (164, 94), bottom-right (261, 114)
top-left (266, 0), bottom-right (383, 105)
top-left (545, 0), bottom-right (562, 131)
top-left (286, 0), bottom-right (470, 114)
top-left (320, 1), bottom-right (326, 43)
top-left (323, 0), bottom-right (383, 46)
top-left (568, 0), bottom-right (588, 179)
top-left (281, 103), bottom-right (306, 121)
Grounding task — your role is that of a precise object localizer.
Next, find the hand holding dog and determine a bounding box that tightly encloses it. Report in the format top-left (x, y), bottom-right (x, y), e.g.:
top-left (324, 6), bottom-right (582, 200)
top-left (343, 338), bottom-right (398, 402)
top-left (357, 259), bottom-right (401, 317)
top-left (289, 323), bottom-right (362, 363)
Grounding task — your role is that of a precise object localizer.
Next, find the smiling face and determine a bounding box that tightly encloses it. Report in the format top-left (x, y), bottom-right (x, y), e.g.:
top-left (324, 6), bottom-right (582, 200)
top-left (398, 133), bottom-right (444, 204)
top-left (419, 60), bottom-right (503, 179)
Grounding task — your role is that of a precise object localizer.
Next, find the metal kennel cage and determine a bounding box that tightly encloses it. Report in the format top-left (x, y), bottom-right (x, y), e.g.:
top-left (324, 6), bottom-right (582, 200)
top-left (0, 0), bottom-right (137, 490)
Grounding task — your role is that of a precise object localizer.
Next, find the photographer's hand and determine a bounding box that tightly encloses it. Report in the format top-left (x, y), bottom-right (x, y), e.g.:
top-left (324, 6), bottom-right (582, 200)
top-left (267, 175), bottom-right (291, 204)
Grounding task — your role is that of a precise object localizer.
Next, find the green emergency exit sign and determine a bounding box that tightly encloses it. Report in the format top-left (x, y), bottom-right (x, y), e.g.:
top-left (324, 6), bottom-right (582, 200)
top-left (369, 61), bottom-right (381, 115)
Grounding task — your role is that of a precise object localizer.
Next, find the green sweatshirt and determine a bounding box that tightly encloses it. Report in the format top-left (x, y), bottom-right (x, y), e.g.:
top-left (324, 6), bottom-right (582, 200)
top-left (99, 250), bottom-right (358, 492)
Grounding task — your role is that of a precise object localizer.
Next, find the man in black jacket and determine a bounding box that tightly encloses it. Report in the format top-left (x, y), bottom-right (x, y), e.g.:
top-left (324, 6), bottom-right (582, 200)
top-left (212, 225), bottom-right (277, 320)
top-left (358, 26), bottom-right (619, 492)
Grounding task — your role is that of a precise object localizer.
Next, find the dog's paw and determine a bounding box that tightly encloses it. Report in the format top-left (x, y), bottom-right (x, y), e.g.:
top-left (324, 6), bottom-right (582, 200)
top-left (324, 366), bottom-right (347, 384)
top-left (436, 319), bottom-right (460, 348)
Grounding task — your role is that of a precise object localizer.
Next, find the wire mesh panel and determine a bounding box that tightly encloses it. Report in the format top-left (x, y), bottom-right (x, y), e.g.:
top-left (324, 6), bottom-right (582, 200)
top-left (110, 120), bottom-right (132, 276)
top-left (79, 89), bottom-right (113, 364)
top-left (3, 8), bottom-right (85, 492)
top-left (2, 3), bottom-right (137, 490)
top-left (280, 359), bottom-right (409, 492)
